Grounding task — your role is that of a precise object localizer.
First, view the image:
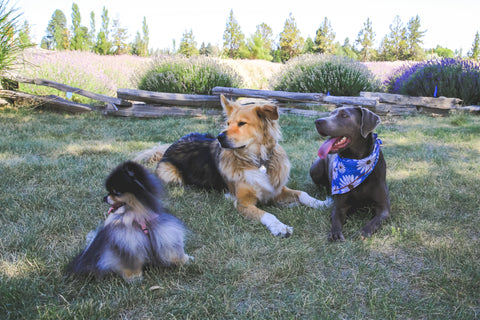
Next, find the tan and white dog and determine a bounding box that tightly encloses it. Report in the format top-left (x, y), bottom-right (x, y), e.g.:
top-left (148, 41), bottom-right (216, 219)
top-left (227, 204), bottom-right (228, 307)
top-left (135, 95), bottom-right (331, 237)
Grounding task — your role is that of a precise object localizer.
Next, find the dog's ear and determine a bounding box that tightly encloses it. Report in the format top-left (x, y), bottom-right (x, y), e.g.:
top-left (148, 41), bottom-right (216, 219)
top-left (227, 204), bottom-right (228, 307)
top-left (220, 94), bottom-right (236, 116)
top-left (256, 104), bottom-right (279, 121)
top-left (360, 107), bottom-right (381, 138)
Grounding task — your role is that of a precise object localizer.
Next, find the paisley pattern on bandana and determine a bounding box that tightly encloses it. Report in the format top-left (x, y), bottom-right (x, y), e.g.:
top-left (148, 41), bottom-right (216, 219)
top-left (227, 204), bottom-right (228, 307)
top-left (332, 134), bottom-right (382, 195)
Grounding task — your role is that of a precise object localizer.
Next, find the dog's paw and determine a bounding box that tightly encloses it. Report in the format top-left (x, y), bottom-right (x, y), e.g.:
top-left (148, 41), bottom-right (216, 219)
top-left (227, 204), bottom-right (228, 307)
top-left (261, 212), bottom-right (293, 238)
top-left (328, 231), bottom-right (345, 242)
top-left (299, 192), bottom-right (333, 209)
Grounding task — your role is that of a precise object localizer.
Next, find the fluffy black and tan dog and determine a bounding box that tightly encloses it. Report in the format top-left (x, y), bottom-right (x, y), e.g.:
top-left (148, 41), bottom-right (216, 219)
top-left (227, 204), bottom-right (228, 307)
top-left (66, 161), bottom-right (192, 282)
top-left (135, 95), bottom-right (331, 237)
top-left (310, 107), bottom-right (390, 242)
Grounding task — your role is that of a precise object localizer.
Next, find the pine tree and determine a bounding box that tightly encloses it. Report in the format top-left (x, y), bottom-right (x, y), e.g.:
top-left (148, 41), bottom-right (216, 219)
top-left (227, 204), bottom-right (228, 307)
top-left (302, 37), bottom-right (315, 54)
top-left (179, 29), bottom-right (198, 57)
top-left (314, 17), bottom-right (335, 54)
top-left (141, 16), bottom-right (149, 56)
top-left (111, 18), bottom-right (129, 55)
top-left (378, 15), bottom-right (408, 61)
top-left (246, 23), bottom-right (274, 60)
top-left (18, 20), bottom-right (34, 47)
top-left (406, 15), bottom-right (426, 60)
top-left (89, 11), bottom-right (95, 52)
top-left (96, 6), bottom-right (111, 54)
top-left (468, 31), bottom-right (480, 60)
top-left (223, 10), bottom-right (244, 58)
top-left (278, 13), bottom-right (304, 62)
top-left (70, 3), bottom-right (89, 51)
top-left (355, 18), bottom-right (375, 61)
top-left (42, 9), bottom-right (68, 50)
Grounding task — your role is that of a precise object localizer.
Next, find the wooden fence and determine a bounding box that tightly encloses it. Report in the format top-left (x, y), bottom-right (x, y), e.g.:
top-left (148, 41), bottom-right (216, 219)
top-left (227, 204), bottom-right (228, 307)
top-left (1, 76), bottom-right (479, 117)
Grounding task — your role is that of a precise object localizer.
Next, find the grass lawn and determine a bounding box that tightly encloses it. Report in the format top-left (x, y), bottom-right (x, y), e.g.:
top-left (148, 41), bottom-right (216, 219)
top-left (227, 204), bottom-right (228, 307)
top-left (0, 106), bottom-right (479, 319)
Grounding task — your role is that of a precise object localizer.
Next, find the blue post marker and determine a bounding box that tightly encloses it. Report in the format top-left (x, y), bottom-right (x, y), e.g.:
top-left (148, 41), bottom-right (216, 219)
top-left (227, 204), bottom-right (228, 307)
top-left (327, 91), bottom-right (330, 96)
top-left (433, 86), bottom-right (437, 97)
top-left (66, 92), bottom-right (73, 100)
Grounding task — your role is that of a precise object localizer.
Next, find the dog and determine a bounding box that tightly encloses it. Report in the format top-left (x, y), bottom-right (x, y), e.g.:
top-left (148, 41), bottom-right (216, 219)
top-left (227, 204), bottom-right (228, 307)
top-left (66, 161), bottom-right (192, 282)
top-left (309, 106), bottom-right (390, 242)
top-left (135, 95), bottom-right (331, 237)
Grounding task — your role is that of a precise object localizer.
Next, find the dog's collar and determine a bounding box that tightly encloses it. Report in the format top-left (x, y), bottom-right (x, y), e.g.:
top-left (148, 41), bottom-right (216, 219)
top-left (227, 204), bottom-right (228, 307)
top-left (331, 134), bottom-right (382, 195)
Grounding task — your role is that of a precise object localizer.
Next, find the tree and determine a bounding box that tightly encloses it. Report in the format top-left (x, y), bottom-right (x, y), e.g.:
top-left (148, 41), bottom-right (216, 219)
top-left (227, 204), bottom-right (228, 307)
top-left (95, 6), bottom-right (111, 54)
top-left (111, 18), bottom-right (129, 54)
top-left (406, 15), bottom-right (426, 60)
top-left (89, 11), bottom-right (95, 51)
top-left (245, 23), bottom-right (274, 60)
top-left (42, 9), bottom-right (68, 50)
top-left (433, 45), bottom-right (454, 58)
top-left (18, 20), bottom-right (34, 47)
top-left (179, 29), bottom-right (198, 57)
top-left (223, 10), bottom-right (245, 58)
top-left (337, 37), bottom-right (358, 59)
top-left (355, 18), bottom-right (375, 61)
top-left (468, 31), bottom-right (480, 60)
top-left (141, 16), bottom-right (149, 56)
top-left (314, 17), bottom-right (335, 54)
top-left (278, 13), bottom-right (304, 62)
top-left (378, 15), bottom-right (408, 61)
top-left (70, 3), bottom-right (89, 50)
top-left (302, 36), bottom-right (315, 54)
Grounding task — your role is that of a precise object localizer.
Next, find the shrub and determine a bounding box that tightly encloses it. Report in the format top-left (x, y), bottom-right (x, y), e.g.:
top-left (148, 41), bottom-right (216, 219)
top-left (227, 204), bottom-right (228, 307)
top-left (137, 56), bottom-right (243, 94)
top-left (387, 58), bottom-right (480, 105)
top-left (0, 0), bottom-right (25, 75)
top-left (271, 54), bottom-right (382, 96)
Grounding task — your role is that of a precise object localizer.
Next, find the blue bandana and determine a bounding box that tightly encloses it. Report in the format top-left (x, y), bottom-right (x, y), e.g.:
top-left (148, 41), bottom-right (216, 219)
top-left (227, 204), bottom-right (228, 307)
top-left (332, 134), bottom-right (382, 195)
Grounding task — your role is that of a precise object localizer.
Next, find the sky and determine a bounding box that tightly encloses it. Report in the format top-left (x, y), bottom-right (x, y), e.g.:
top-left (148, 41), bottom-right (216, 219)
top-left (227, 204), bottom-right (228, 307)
top-left (13, 0), bottom-right (480, 54)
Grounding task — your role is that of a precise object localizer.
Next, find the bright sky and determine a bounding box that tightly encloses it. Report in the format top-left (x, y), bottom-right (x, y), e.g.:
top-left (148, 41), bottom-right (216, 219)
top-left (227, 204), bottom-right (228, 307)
top-left (14, 0), bottom-right (480, 54)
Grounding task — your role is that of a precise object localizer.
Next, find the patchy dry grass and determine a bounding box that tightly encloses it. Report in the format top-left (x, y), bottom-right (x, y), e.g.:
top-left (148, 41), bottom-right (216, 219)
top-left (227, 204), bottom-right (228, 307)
top-left (0, 106), bottom-right (479, 319)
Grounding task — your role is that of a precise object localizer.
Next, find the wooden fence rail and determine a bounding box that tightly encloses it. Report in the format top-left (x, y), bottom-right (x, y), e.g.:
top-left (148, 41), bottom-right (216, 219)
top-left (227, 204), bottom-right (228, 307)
top-left (1, 75), bottom-right (479, 116)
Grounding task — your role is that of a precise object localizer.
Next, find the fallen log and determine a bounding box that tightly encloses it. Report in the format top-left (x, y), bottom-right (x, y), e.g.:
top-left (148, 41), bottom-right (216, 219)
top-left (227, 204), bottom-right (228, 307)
top-left (360, 92), bottom-right (462, 109)
top-left (0, 89), bottom-right (93, 113)
top-left (212, 87), bottom-right (325, 102)
top-left (117, 88), bottom-right (221, 108)
top-left (7, 75), bottom-right (132, 107)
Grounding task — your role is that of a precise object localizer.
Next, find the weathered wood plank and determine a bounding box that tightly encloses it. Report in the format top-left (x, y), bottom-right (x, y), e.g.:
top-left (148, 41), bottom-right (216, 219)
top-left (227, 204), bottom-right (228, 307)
top-left (456, 105), bottom-right (480, 114)
top-left (9, 76), bottom-right (132, 107)
top-left (105, 103), bottom-right (222, 118)
top-left (322, 95), bottom-right (379, 107)
top-left (360, 91), bottom-right (462, 109)
top-left (212, 87), bottom-right (325, 102)
top-left (117, 88), bottom-right (221, 108)
top-left (0, 89), bottom-right (93, 113)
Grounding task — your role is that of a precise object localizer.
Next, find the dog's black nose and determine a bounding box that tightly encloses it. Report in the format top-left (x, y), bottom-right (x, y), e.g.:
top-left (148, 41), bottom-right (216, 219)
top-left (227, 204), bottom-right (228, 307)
top-left (217, 132), bottom-right (227, 144)
top-left (103, 195), bottom-right (109, 203)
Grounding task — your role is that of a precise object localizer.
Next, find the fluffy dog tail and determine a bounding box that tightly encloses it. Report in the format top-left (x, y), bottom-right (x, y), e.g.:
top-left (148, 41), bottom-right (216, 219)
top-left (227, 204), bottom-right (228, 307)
top-left (133, 144), bottom-right (171, 163)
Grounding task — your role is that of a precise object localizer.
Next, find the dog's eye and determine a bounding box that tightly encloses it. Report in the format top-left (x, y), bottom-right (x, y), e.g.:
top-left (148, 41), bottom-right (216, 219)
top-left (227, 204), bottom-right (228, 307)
top-left (111, 189), bottom-right (121, 196)
top-left (238, 121), bottom-right (247, 127)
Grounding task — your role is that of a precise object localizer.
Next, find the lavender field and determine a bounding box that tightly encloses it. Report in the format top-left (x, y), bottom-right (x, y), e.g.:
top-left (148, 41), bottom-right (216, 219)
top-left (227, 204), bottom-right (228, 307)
top-left (16, 49), bottom-right (408, 99)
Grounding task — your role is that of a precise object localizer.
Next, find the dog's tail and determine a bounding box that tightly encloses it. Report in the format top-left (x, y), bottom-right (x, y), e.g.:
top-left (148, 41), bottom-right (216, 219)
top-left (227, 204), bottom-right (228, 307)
top-left (133, 144), bottom-right (171, 163)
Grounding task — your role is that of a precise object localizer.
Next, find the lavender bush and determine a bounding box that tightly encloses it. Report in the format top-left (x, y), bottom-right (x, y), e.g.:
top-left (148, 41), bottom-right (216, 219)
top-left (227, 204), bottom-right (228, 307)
top-left (387, 58), bottom-right (480, 105)
top-left (272, 54), bottom-right (382, 96)
top-left (138, 56), bottom-right (243, 94)
top-left (18, 49), bottom-right (149, 103)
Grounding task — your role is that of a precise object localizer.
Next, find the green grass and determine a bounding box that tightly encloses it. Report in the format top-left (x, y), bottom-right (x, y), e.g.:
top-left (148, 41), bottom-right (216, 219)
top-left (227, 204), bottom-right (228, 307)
top-left (1, 107), bottom-right (479, 319)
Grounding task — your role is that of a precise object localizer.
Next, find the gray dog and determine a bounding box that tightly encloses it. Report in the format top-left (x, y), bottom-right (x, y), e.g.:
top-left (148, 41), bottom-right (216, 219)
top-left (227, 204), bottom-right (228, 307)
top-left (310, 107), bottom-right (390, 241)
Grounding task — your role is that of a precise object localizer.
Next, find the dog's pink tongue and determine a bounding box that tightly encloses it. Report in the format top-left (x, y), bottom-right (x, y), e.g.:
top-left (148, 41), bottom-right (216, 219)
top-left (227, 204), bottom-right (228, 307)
top-left (318, 137), bottom-right (339, 159)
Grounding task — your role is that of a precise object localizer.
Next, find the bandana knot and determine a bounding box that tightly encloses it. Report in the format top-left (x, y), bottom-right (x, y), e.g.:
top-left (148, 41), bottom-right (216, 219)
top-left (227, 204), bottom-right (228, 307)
top-left (332, 134), bottom-right (382, 195)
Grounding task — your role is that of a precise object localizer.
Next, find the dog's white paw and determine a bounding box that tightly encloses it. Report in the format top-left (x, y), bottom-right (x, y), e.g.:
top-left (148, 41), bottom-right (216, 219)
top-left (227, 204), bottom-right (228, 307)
top-left (299, 192), bottom-right (333, 209)
top-left (261, 212), bottom-right (293, 237)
